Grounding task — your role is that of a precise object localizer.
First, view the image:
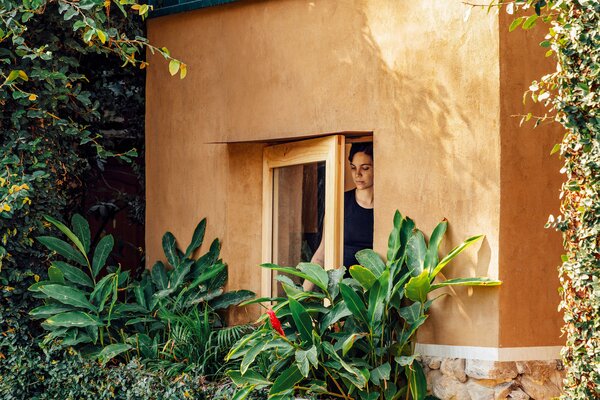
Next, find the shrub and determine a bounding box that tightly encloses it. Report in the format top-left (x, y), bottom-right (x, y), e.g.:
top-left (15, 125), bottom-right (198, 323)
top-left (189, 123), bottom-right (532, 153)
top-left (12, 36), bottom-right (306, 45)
top-left (226, 211), bottom-right (500, 400)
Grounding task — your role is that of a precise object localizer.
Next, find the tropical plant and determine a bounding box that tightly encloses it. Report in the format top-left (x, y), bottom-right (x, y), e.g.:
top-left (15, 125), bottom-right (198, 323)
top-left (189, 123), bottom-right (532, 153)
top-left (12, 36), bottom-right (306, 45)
top-left (226, 211), bottom-right (501, 400)
top-left (29, 215), bottom-right (254, 368)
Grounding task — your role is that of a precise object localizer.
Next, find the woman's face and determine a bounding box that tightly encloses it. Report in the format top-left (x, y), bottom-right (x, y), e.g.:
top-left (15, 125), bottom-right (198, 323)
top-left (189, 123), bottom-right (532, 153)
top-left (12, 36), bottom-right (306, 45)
top-left (350, 151), bottom-right (373, 190)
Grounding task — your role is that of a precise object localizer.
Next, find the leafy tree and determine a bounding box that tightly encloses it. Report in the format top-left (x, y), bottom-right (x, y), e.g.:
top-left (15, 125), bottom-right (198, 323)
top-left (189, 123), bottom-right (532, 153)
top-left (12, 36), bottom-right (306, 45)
top-left (0, 0), bottom-right (183, 278)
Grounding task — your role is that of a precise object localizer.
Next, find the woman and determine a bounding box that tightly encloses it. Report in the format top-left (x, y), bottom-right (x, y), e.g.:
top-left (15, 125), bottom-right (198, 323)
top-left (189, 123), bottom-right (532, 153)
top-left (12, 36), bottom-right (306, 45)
top-left (308, 142), bottom-right (374, 271)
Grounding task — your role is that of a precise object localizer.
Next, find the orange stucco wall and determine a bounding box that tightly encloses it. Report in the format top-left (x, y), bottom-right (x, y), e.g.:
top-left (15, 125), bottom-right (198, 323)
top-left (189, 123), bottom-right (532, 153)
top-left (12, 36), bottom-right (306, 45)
top-left (146, 0), bottom-right (562, 349)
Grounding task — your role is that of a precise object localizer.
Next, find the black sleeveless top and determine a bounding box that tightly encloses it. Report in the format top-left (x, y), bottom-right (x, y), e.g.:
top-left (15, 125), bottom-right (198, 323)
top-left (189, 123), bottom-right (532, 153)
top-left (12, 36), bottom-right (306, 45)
top-left (343, 189), bottom-right (374, 267)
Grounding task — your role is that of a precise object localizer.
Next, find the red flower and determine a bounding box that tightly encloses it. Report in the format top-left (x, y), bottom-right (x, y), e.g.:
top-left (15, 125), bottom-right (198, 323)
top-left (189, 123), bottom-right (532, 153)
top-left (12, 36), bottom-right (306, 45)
top-left (266, 309), bottom-right (286, 337)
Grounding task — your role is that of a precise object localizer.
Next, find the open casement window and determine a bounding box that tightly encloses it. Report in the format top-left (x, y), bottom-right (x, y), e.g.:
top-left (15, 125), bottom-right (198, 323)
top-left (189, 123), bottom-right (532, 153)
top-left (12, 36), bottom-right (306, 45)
top-left (261, 135), bottom-right (345, 298)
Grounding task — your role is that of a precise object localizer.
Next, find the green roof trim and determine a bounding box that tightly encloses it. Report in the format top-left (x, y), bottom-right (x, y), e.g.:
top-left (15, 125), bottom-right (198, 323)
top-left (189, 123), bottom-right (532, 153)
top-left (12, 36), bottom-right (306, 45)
top-left (148, 0), bottom-right (239, 18)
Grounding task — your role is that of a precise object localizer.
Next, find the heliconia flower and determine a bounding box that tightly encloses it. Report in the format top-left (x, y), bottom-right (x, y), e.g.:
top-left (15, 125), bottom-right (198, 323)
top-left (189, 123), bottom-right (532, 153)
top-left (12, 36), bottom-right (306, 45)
top-left (266, 309), bottom-right (286, 337)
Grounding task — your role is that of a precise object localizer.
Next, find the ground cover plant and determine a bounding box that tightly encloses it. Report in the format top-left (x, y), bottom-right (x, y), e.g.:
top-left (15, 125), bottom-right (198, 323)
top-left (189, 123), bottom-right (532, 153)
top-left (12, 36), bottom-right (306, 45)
top-left (226, 212), bottom-right (500, 400)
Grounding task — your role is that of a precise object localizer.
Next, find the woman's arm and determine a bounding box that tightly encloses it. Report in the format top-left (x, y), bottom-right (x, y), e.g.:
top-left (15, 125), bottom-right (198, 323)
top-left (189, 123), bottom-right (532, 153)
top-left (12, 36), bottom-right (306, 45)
top-left (303, 235), bottom-right (325, 291)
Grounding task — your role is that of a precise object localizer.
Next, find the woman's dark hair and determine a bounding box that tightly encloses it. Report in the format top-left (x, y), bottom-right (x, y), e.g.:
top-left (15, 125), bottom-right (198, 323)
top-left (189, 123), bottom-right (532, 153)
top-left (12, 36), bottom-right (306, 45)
top-left (348, 142), bottom-right (373, 163)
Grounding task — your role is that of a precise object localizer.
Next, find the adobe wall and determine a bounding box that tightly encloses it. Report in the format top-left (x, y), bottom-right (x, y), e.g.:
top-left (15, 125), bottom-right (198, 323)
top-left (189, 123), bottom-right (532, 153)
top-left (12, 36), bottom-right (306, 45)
top-left (146, 0), bottom-right (562, 353)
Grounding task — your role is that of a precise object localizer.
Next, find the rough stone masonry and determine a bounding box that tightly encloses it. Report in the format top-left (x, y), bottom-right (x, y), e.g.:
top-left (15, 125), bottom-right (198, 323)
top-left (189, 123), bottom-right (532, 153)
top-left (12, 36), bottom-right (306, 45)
top-left (421, 357), bottom-right (564, 400)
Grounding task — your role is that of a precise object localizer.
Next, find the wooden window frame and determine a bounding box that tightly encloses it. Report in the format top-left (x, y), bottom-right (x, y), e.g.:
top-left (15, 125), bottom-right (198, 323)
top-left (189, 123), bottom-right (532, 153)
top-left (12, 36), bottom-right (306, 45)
top-left (261, 135), bottom-right (345, 298)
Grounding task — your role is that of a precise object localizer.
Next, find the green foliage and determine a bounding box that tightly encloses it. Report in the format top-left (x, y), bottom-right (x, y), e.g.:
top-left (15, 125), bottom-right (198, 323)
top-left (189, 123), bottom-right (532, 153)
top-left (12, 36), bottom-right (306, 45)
top-left (226, 212), bottom-right (500, 399)
top-left (493, 1), bottom-right (600, 398)
top-left (0, 0), bottom-right (182, 294)
top-left (31, 215), bottom-right (254, 374)
top-left (0, 342), bottom-right (249, 400)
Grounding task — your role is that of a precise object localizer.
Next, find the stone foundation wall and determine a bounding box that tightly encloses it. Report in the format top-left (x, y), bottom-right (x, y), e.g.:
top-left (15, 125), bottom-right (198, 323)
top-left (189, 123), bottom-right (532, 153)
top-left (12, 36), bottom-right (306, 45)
top-left (421, 357), bottom-right (564, 400)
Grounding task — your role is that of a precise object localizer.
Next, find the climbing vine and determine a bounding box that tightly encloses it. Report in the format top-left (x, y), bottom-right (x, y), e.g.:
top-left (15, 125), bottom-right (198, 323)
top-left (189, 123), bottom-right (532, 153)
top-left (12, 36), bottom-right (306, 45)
top-left (497, 1), bottom-right (599, 398)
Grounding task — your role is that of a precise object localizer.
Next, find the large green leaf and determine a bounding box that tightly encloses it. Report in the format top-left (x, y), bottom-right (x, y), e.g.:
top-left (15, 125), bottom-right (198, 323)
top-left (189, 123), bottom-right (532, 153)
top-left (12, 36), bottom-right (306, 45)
top-left (261, 264), bottom-right (327, 292)
top-left (298, 262), bottom-right (329, 290)
top-left (228, 370), bottom-right (271, 386)
top-left (367, 271), bottom-right (389, 324)
top-left (210, 290), bottom-right (255, 310)
top-left (387, 210), bottom-right (403, 262)
top-left (269, 365), bottom-right (303, 397)
top-left (185, 218), bottom-right (206, 258)
top-left (90, 273), bottom-right (116, 312)
top-left (430, 277), bottom-right (502, 291)
top-left (430, 235), bottom-right (484, 278)
top-left (29, 304), bottom-right (74, 319)
top-left (52, 261), bottom-right (93, 288)
top-left (48, 265), bottom-right (65, 284)
top-left (37, 236), bottom-right (87, 266)
top-left (71, 214), bottom-right (91, 253)
top-left (406, 361), bottom-right (427, 400)
top-left (44, 311), bottom-right (102, 327)
top-left (399, 302), bottom-right (423, 325)
top-left (168, 258), bottom-right (193, 292)
top-left (162, 231), bottom-right (179, 266)
top-left (44, 215), bottom-right (88, 261)
top-left (288, 297), bottom-right (313, 344)
top-left (295, 346), bottom-right (318, 377)
top-left (399, 217), bottom-right (415, 259)
top-left (319, 301), bottom-right (352, 334)
top-left (327, 266), bottom-right (346, 301)
top-left (406, 231), bottom-right (426, 276)
top-left (339, 283), bottom-right (368, 323)
top-left (370, 362), bottom-right (391, 386)
top-left (424, 220), bottom-right (447, 272)
top-left (97, 343), bottom-right (132, 365)
top-left (404, 270), bottom-right (431, 303)
top-left (92, 235), bottom-right (114, 278)
top-left (150, 261), bottom-right (168, 290)
top-left (231, 386), bottom-right (256, 400)
top-left (349, 265), bottom-right (377, 290)
top-left (355, 249), bottom-right (385, 277)
top-left (241, 341), bottom-right (267, 374)
top-left (39, 284), bottom-right (95, 311)
top-left (342, 333), bottom-right (364, 356)
top-left (322, 342), bottom-right (367, 388)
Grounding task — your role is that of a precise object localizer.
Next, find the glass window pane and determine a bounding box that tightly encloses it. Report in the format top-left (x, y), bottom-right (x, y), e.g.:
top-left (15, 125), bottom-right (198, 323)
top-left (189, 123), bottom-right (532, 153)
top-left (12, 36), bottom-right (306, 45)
top-left (272, 161), bottom-right (325, 297)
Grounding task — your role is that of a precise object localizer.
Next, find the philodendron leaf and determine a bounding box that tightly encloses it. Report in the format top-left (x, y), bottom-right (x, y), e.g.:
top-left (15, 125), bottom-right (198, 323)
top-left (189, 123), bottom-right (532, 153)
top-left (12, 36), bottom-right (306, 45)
top-left (97, 343), bottom-right (132, 366)
top-left (71, 214), bottom-right (91, 253)
top-left (355, 249), bottom-right (385, 277)
top-left (209, 290), bottom-right (255, 310)
top-left (39, 284), bottom-right (95, 311)
top-left (319, 301), bottom-right (352, 334)
top-left (424, 219), bottom-right (447, 272)
top-left (162, 231), bottom-right (179, 267)
top-left (37, 236), bottom-right (87, 266)
top-left (406, 361), bottom-right (427, 400)
top-left (399, 302), bottom-right (423, 325)
top-left (231, 386), bottom-right (255, 400)
top-left (406, 231), bottom-right (426, 277)
top-left (404, 270), bottom-right (431, 304)
top-left (342, 333), bottom-right (365, 356)
top-left (185, 218), bottom-right (206, 258)
top-left (269, 365), bottom-right (303, 397)
top-left (261, 264), bottom-right (327, 292)
top-left (92, 235), bottom-right (114, 278)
